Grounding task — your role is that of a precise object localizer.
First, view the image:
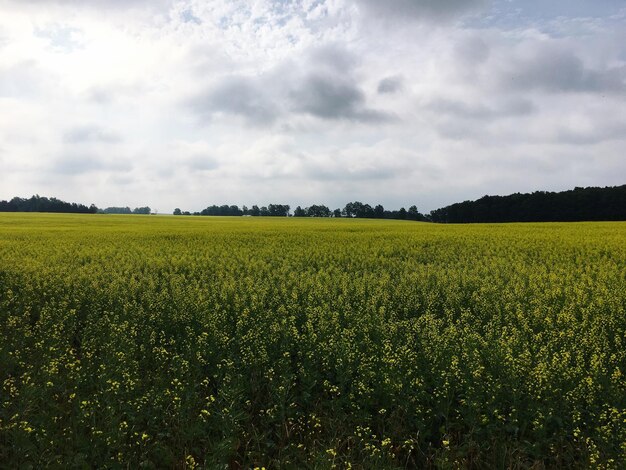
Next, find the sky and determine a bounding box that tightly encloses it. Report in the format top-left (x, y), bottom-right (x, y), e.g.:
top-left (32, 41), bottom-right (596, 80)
top-left (0, 0), bottom-right (624, 213)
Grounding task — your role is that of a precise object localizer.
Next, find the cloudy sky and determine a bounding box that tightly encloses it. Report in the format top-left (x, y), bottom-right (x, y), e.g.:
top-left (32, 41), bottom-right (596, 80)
top-left (0, 0), bottom-right (624, 212)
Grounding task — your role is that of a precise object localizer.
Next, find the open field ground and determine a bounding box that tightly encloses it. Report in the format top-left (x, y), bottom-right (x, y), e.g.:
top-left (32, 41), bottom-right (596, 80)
top-left (1, 214), bottom-right (625, 468)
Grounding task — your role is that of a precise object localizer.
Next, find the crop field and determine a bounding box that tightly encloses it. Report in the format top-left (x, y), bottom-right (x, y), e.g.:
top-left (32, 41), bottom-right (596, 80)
top-left (0, 213), bottom-right (625, 468)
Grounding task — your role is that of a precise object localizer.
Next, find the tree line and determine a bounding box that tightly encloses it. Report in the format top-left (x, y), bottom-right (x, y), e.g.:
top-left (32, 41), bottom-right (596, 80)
top-left (293, 202), bottom-right (427, 220)
top-left (0, 196), bottom-right (153, 215)
top-left (0, 195), bottom-right (97, 214)
top-left (100, 207), bottom-right (152, 215)
top-left (429, 185), bottom-right (626, 223)
top-left (175, 204), bottom-right (291, 217)
top-left (173, 202), bottom-right (427, 220)
top-left (3, 185), bottom-right (625, 222)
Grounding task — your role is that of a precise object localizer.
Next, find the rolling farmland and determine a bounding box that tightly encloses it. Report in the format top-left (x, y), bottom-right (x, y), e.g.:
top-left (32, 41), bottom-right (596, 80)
top-left (1, 214), bottom-right (625, 468)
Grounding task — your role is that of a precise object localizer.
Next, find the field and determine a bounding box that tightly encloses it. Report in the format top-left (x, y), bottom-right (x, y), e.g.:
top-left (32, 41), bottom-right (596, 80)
top-left (1, 214), bottom-right (625, 468)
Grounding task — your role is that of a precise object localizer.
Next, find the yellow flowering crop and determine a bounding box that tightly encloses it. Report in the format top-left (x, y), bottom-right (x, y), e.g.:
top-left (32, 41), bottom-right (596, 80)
top-left (0, 213), bottom-right (625, 468)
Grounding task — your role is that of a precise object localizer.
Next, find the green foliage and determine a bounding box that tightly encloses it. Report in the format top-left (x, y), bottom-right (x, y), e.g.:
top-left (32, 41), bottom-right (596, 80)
top-left (1, 214), bottom-right (625, 468)
top-left (0, 195), bottom-right (97, 214)
top-left (429, 184), bottom-right (626, 223)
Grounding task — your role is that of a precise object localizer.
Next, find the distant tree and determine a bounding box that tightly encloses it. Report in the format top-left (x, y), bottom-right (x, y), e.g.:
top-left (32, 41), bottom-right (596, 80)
top-left (132, 207), bottom-right (151, 215)
top-left (374, 204), bottom-right (385, 218)
top-left (293, 206), bottom-right (306, 217)
top-left (104, 207), bottom-right (132, 214)
top-left (250, 205), bottom-right (261, 216)
top-left (173, 208), bottom-right (182, 215)
top-left (342, 203), bottom-right (353, 218)
top-left (333, 208), bottom-right (342, 218)
top-left (408, 205), bottom-right (419, 220)
top-left (344, 202), bottom-right (374, 218)
top-left (398, 207), bottom-right (407, 219)
top-left (199, 205), bottom-right (242, 216)
top-left (267, 204), bottom-right (290, 216)
top-left (307, 205), bottom-right (331, 217)
top-left (343, 202), bottom-right (362, 217)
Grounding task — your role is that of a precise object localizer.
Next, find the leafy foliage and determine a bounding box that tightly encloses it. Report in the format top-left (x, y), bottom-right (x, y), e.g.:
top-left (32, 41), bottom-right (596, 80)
top-left (0, 214), bottom-right (625, 468)
top-left (193, 204), bottom-right (290, 217)
top-left (101, 207), bottom-right (152, 215)
top-left (293, 205), bottom-right (332, 217)
top-left (0, 195), bottom-right (97, 214)
top-left (429, 185), bottom-right (626, 223)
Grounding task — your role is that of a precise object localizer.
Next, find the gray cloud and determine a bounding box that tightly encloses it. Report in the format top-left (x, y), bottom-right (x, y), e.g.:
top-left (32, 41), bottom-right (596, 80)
top-left (554, 121), bottom-right (626, 146)
top-left (306, 164), bottom-right (400, 181)
top-left (454, 36), bottom-right (490, 65)
top-left (279, 146), bottom-right (422, 183)
top-left (356, 0), bottom-right (490, 21)
top-left (63, 125), bottom-right (121, 144)
top-left (433, 120), bottom-right (479, 141)
top-left (83, 82), bottom-right (146, 104)
top-left (426, 97), bottom-right (535, 120)
top-left (287, 45), bottom-right (390, 121)
top-left (188, 44), bottom-right (389, 125)
top-left (426, 96), bottom-right (537, 142)
top-left (189, 76), bottom-right (279, 125)
top-left (52, 155), bottom-right (130, 175)
top-left (377, 75), bottom-right (404, 94)
top-left (54, 157), bottom-right (105, 175)
top-left (185, 155), bottom-right (218, 171)
top-left (86, 87), bottom-right (115, 104)
top-left (308, 44), bottom-right (359, 74)
top-left (500, 47), bottom-right (626, 94)
top-left (290, 74), bottom-right (390, 122)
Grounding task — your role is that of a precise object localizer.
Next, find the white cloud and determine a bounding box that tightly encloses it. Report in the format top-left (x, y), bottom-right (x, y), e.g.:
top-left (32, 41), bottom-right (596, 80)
top-left (0, 0), bottom-right (624, 212)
